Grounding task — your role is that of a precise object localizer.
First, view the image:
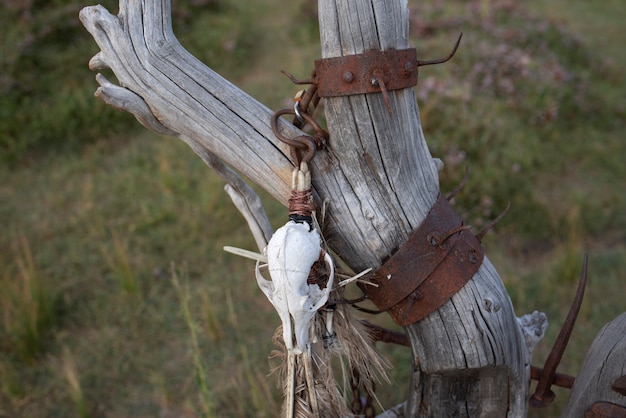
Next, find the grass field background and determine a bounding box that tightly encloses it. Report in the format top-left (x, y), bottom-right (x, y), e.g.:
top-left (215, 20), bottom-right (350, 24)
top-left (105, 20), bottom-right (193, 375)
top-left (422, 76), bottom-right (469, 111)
top-left (1, 0), bottom-right (624, 417)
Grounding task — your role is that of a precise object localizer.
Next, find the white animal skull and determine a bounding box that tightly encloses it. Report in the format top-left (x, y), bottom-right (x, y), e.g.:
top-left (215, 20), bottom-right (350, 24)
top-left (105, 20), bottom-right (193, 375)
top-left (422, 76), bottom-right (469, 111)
top-left (255, 220), bottom-right (334, 354)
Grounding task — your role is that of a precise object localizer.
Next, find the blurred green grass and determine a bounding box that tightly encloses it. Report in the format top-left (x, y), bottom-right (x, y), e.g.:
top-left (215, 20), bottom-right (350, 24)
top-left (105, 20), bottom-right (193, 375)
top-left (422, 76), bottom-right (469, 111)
top-left (1, 0), bottom-right (624, 417)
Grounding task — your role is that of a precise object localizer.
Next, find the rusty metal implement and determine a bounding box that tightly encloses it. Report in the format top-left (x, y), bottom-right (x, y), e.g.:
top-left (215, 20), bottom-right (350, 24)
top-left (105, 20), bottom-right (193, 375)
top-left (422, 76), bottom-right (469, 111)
top-left (362, 194), bottom-right (484, 326)
top-left (529, 254), bottom-right (588, 408)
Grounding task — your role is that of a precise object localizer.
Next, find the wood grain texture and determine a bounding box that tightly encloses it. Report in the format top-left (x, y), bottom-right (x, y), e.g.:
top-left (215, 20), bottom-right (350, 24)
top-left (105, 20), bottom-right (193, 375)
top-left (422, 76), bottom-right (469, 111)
top-left (561, 313), bottom-right (626, 417)
top-left (80, 0), bottom-right (533, 415)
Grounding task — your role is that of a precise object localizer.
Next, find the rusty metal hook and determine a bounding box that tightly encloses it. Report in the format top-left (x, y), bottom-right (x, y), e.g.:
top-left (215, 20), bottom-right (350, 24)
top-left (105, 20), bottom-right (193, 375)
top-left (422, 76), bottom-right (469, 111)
top-left (271, 109), bottom-right (327, 144)
top-left (281, 70), bottom-right (322, 128)
top-left (417, 32), bottom-right (463, 67)
top-left (270, 108), bottom-right (327, 164)
top-left (529, 253), bottom-right (589, 408)
top-left (271, 109), bottom-right (307, 148)
top-left (291, 135), bottom-right (318, 165)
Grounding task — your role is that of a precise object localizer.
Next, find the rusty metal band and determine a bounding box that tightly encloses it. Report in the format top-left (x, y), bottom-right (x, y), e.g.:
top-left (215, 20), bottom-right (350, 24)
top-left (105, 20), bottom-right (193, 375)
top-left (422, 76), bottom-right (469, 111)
top-left (313, 49), bottom-right (418, 97)
top-left (361, 194), bottom-right (484, 326)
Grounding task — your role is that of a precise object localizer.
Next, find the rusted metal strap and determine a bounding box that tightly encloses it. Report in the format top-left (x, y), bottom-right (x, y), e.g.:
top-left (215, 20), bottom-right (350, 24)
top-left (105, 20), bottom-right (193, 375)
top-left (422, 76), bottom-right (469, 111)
top-left (361, 194), bottom-right (484, 326)
top-left (313, 49), bottom-right (418, 97)
top-left (313, 34), bottom-right (462, 101)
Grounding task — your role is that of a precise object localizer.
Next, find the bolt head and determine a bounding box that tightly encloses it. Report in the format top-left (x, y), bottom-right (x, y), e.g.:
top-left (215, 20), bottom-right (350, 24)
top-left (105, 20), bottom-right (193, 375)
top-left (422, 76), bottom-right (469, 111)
top-left (403, 61), bottom-right (415, 77)
top-left (613, 375), bottom-right (626, 396)
top-left (342, 71), bottom-right (354, 83)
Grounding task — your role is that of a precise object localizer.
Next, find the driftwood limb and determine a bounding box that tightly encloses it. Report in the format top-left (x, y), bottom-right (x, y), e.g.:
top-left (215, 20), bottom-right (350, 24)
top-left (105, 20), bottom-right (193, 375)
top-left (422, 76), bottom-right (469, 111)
top-left (81, 1), bottom-right (277, 253)
top-left (80, 2), bottom-right (296, 204)
top-left (223, 182), bottom-right (272, 252)
top-left (191, 145), bottom-right (273, 252)
top-left (94, 73), bottom-right (177, 136)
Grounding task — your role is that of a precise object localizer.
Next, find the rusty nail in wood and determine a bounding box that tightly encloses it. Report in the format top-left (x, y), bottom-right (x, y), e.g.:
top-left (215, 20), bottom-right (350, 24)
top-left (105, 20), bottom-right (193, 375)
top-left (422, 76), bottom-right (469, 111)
top-left (613, 375), bottom-right (626, 396)
top-left (475, 201), bottom-right (511, 242)
top-left (530, 366), bottom-right (575, 389)
top-left (280, 69), bottom-right (313, 85)
top-left (342, 71), bottom-right (354, 83)
top-left (445, 165), bottom-right (470, 201)
top-left (372, 69), bottom-right (393, 115)
top-left (427, 231), bottom-right (440, 247)
top-left (529, 254), bottom-right (588, 408)
top-left (403, 61), bottom-right (414, 77)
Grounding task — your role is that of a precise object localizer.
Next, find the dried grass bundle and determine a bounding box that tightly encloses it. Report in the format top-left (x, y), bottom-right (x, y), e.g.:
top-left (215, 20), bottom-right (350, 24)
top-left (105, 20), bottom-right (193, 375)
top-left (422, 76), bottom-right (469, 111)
top-left (269, 286), bottom-right (390, 418)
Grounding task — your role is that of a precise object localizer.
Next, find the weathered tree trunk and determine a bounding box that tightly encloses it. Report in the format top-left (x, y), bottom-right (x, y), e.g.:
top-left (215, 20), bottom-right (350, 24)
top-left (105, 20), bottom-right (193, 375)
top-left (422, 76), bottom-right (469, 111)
top-left (315, 2), bottom-right (530, 416)
top-left (561, 313), bottom-right (626, 417)
top-left (80, 0), bottom-right (536, 415)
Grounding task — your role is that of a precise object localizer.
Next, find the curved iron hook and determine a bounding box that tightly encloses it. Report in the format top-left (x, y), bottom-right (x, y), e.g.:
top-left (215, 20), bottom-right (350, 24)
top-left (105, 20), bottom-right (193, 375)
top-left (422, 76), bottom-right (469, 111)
top-left (281, 70), bottom-right (313, 85)
top-left (417, 32), bottom-right (463, 67)
top-left (270, 108), bottom-right (326, 164)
